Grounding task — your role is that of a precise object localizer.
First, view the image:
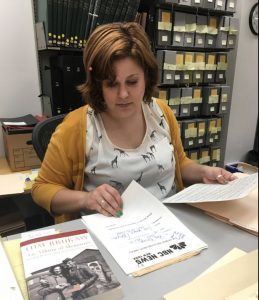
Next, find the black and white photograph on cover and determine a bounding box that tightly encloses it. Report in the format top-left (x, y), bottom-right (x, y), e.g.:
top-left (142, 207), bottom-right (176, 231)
top-left (25, 249), bottom-right (121, 300)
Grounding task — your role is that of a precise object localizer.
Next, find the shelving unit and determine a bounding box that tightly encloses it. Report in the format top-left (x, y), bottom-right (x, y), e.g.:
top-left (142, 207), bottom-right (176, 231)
top-left (145, 0), bottom-right (239, 167)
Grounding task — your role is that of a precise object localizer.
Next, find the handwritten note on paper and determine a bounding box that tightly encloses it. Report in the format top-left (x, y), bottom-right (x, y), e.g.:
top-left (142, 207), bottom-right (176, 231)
top-left (163, 173), bottom-right (258, 204)
top-left (82, 181), bottom-right (207, 276)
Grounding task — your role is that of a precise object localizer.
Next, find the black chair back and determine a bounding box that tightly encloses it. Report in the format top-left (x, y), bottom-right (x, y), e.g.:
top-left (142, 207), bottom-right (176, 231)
top-left (32, 114), bottom-right (66, 161)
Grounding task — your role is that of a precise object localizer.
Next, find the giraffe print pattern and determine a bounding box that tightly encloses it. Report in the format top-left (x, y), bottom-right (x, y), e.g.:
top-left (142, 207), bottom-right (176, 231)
top-left (84, 99), bottom-right (177, 200)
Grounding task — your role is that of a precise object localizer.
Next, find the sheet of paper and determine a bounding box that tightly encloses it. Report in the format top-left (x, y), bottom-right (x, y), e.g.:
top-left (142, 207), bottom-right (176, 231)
top-left (225, 282), bottom-right (258, 300)
top-left (163, 249), bottom-right (258, 300)
top-left (21, 228), bottom-right (57, 242)
top-left (163, 173), bottom-right (258, 204)
top-left (0, 239), bottom-right (23, 300)
top-left (82, 181), bottom-right (207, 276)
top-left (0, 173), bottom-right (26, 195)
top-left (197, 248), bottom-right (246, 278)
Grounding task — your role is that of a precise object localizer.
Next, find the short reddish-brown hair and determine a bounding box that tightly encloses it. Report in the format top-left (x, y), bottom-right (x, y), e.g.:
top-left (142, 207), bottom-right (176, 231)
top-left (78, 22), bottom-right (158, 112)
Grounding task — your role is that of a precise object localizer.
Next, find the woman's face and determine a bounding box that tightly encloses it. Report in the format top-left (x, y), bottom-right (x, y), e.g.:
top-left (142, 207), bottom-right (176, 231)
top-left (102, 57), bottom-right (146, 120)
top-left (53, 266), bottom-right (62, 274)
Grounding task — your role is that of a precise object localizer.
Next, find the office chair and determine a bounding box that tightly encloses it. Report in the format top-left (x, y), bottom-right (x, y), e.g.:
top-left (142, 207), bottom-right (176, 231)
top-left (32, 114), bottom-right (66, 161)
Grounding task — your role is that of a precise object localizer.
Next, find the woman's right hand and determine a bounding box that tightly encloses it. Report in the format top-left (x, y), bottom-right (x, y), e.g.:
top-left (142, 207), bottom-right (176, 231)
top-left (84, 184), bottom-right (123, 217)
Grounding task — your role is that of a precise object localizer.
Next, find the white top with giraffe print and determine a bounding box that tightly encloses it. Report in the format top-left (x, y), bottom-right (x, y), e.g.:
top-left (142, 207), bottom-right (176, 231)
top-left (84, 98), bottom-right (176, 200)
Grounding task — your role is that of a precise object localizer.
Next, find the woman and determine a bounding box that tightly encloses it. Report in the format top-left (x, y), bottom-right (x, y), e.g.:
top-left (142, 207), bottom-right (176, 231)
top-left (32, 22), bottom-right (236, 224)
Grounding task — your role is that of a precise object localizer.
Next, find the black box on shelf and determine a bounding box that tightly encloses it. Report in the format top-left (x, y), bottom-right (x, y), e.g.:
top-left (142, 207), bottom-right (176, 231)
top-left (202, 86), bottom-right (220, 116)
top-left (181, 119), bottom-right (197, 149)
top-left (203, 0), bottom-right (215, 9)
top-left (218, 85), bottom-right (230, 114)
top-left (206, 118), bottom-right (218, 145)
top-left (169, 88), bottom-right (181, 117)
top-left (156, 9), bottom-right (172, 46)
top-left (199, 147), bottom-right (211, 165)
top-left (180, 87), bottom-right (193, 117)
top-left (196, 119), bottom-right (207, 147)
top-left (225, 0), bottom-right (237, 12)
top-left (191, 0), bottom-right (204, 7)
top-left (191, 86), bottom-right (203, 117)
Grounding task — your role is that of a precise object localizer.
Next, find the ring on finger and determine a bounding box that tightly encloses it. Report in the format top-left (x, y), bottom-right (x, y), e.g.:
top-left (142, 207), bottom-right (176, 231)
top-left (100, 199), bottom-right (106, 206)
top-left (216, 174), bottom-right (223, 180)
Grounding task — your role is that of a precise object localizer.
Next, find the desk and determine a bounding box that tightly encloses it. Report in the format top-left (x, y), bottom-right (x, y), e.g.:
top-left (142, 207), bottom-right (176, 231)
top-left (0, 157), bottom-right (53, 233)
top-left (6, 204), bottom-right (258, 300)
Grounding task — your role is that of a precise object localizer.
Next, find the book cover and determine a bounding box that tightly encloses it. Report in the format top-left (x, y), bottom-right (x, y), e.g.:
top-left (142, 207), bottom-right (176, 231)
top-left (20, 229), bottom-right (123, 300)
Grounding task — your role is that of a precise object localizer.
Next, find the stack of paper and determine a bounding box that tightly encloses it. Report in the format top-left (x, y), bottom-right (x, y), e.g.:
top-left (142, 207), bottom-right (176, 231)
top-left (82, 180), bottom-right (208, 277)
top-left (163, 173), bottom-right (258, 236)
top-left (163, 248), bottom-right (258, 300)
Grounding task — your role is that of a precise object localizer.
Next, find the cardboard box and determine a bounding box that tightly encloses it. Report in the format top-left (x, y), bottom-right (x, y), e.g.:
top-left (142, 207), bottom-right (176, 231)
top-left (2, 127), bottom-right (41, 171)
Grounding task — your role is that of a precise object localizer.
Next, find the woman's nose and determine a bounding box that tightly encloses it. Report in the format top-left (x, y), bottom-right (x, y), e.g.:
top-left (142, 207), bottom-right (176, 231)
top-left (118, 84), bottom-right (129, 99)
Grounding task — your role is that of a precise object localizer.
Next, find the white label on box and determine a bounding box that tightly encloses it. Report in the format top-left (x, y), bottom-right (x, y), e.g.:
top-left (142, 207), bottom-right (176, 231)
top-left (184, 74), bottom-right (190, 80)
top-left (210, 106), bottom-right (215, 111)
top-left (162, 35), bottom-right (168, 42)
top-left (219, 74), bottom-right (224, 79)
top-left (189, 140), bottom-right (194, 145)
top-left (175, 74), bottom-right (181, 80)
top-left (175, 35), bottom-right (181, 43)
top-left (199, 138), bottom-right (203, 144)
top-left (217, 0), bottom-right (223, 6)
top-left (183, 108), bottom-right (188, 113)
top-left (222, 105), bottom-right (226, 111)
top-left (196, 73), bottom-right (201, 79)
top-left (195, 0), bottom-right (201, 3)
top-left (194, 106), bottom-right (199, 111)
top-left (222, 40), bottom-right (227, 45)
top-left (208, 74), bottom-right (213, 79)
top-left (210, 138), bottom-right (214, 143)
top-left (198, 38), bottom-right (203, 44)
top-left (208, 0), bottom-right (213, 2)
top-left (208, 39), bottom-right (213, 45)
top-left (166, 74), bottom-right (172, 79)
top-left (186, 37), bottom-right (192, 44)
top-left (229, 39), bottom-right (234, 45)
top-left (229, 1), bottom-right (235, 8)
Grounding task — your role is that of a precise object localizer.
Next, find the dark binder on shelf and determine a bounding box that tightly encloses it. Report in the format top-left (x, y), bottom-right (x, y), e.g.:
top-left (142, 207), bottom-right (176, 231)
top-left (102, 0), bottom-right (116, 24)
top-left (49, 56), bottom-right (64, 115)
top-left (113, 0), bottom-right (125, 22)
top-left (37, 0), bottom-right (53, 46)
top-left (78, 0), bottom-right (91, 48)
top-left (84, 0), bottom-right (95, 40)
top-left (89, 0), bottom-right (103, 34)
top-left (65, 0), bottom-right (73, 47)
top-left (56, 0), bottom-right (64, 46)
top-left (69, 0), bottom-right (79, 47)
top-left (124, 0), bottom-right (141, 22)
top-left (73, 0), bottom-right (84, 48)
top-left (61, 0), bottom-right (69, 46)
top-left (96, 0), bottom-right (108, 26)
top-left (52, 0), bottom-right (58, 46)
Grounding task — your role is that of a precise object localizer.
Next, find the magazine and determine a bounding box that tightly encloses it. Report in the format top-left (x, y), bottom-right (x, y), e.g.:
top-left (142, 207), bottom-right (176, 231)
top-left (20, 229), bottom-right (123, 300)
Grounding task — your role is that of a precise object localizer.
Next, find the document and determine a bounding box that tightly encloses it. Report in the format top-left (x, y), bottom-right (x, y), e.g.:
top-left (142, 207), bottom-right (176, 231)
top-left (0, 173), bottom-right (26, 195)
top-left (163, 173), bottom-right (258, 203)
top-left (82, 181), bottom-right (207, 276)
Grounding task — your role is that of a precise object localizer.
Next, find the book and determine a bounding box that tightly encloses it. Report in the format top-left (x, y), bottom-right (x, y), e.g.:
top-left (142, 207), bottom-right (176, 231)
top-left (20, 229), bottom-right (123, 300)
top-left (82, 180), bottom-right (207, 276)
top-left (0, 238), bottom-right (23, 299)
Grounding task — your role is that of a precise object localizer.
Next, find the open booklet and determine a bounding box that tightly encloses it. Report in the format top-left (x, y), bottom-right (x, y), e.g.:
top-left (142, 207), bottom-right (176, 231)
top-left (163, 172), bottom-right (258, 204)
top-left (82, 180), bottom-right (207, 277)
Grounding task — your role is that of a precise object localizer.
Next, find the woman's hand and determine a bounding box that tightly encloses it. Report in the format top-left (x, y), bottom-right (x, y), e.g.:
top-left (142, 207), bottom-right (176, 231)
top-left (202, 167), bottom-right (238, 184)
top-left (84, 184), bottom-right (123, 217)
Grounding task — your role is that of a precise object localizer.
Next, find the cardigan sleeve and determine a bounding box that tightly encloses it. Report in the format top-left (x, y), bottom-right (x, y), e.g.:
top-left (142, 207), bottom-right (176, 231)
top-left (31, 106), bottom-right (87, 222)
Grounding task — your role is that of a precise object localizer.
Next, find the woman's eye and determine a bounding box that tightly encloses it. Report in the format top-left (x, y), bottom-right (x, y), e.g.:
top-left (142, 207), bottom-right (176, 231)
top-left (127, 81), bottom-right (138, 85)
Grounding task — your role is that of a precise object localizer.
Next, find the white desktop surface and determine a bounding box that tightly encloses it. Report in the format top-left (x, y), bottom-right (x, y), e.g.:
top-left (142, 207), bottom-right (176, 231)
top-left (6, 203), bottom-right (258, 300)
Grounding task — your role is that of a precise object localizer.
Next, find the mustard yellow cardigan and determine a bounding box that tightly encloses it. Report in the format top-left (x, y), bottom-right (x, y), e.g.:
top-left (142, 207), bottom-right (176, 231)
top-left (32, 99), bottom-right (193, 223)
